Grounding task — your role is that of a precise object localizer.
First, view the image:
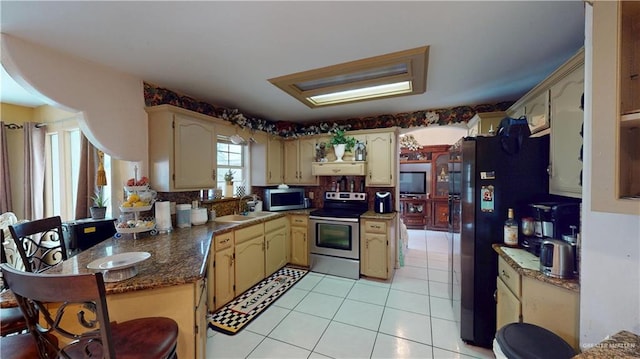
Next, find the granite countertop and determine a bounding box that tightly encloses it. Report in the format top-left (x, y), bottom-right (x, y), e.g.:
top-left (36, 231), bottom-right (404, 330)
top-left (361, 211), bottom-right (397, 219)
top-left (574, 330), bottom-right (640, 358)
top-left (493, 244), bottom-right (580, 293)
top-left (1, 211), bottom-right (296, 308)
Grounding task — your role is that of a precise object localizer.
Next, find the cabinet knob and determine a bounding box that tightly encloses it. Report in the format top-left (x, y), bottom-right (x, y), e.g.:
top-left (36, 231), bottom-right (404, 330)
top-left (494, 289), bottom-right (497, 303)
top-left (501, 270), bottom-right (510, 279)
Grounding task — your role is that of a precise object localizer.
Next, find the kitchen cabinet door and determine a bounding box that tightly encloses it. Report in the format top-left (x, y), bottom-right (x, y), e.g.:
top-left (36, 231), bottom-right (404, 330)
top-left (251, 134), bottom-right (284, 186)
top-left (235, 235), bottom-right (265, 294)
top-left (173, 115), bottom-right (217, 189)
top-left (360, 218), bottom-right (395, 279)
top-left (521, 276), bottom-right (579, 351)
top-left (496, 277), bottom-right (521, 331)
top-left (549, 64), bottom-right (584, 198)
top-left (213, 246), bottom-right (235, 310)
top-left (265, 217), bottom-right (289, 277)
top-left (289, 215), bottom-right (309, 267)
top-left (283, 138), bottom-right (319, 185)
top-left (365, 131), bottom-right (396, 187)
top-left (195, 279), bottom-right (208, 359)
top-left (147, 106), bottom-right (217, 191)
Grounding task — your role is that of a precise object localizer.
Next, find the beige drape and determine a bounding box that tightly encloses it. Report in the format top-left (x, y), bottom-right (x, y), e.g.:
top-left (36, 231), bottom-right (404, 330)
top-left (0, 122), bottom-right (12, 213)
top-left (75, 134), bottom-right (98, 219)
top-left (23, 123), bottom-right (45, 220)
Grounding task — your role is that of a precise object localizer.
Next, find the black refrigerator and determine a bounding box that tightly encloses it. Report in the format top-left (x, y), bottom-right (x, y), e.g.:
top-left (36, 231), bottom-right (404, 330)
top-left (449, 134), bottom-right (550, 348)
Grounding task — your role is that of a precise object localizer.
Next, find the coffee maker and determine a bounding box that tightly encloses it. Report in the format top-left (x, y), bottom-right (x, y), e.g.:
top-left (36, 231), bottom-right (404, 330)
top-left (529, 202), bottom-right (580, 240)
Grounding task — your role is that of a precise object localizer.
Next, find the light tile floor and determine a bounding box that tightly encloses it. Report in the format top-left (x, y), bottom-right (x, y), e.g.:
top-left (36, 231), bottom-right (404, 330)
top-left (207, 229), bottom-right (496, 359)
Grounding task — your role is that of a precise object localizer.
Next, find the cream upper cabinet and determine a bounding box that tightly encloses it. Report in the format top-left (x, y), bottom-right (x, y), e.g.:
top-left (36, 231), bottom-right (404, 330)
top-left (362, 130), bottom-right (397, 187)
top-left (264, 217), bottom-right (289, 277)
top-left (549, 63), bottom-right (584, 198)
top-left (284, 138), bottom-right (319, 185)
top-left (251, 133), bottom-right (284, 186)
top-left (147, 105), bottom-right (217, 192)
top-left (592, 1), bottom-right (640, 214)
top-left (467, 111), bottom-right (505, 137)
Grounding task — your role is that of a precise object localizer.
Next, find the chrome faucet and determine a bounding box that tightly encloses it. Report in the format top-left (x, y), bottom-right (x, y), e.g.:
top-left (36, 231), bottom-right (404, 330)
top-left (237, 195), bottom-right (256, 215)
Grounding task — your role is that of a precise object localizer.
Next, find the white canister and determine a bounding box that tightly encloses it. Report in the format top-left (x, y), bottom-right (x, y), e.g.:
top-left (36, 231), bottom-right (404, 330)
top-left (191, 208), bottom-right (207, 225)
top-left (176, 204), bottom-right (192, 228)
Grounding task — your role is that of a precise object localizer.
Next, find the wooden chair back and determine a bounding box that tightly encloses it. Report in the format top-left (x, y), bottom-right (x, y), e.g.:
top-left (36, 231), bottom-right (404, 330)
top-left (8, 216), bottom-right (68, 273)
top-left (1, 263), bottom-right (116, 358)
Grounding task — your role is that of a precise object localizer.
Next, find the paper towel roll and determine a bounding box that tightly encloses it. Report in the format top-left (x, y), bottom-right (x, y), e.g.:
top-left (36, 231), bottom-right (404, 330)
top-left (155, 201), bottom-right (172, 232)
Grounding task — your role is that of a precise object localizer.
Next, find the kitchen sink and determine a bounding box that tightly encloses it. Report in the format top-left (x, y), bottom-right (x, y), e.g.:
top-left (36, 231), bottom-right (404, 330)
top-left (214, 212), bottom-right (278, 223)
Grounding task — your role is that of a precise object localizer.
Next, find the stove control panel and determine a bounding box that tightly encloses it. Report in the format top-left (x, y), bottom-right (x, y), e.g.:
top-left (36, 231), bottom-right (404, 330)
top-left (324, 192), bottom-right (367, 201)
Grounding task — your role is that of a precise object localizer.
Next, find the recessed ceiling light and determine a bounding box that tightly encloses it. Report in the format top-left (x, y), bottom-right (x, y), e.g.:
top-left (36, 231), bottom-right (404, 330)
top-left (268, 46), bottom-right (429, 108)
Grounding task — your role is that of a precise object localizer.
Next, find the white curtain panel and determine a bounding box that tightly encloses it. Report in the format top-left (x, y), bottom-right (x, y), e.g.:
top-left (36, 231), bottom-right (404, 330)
top-left (0, 122), bottom-right (12, 213)
top-left (23, 123), bottom-right (45, 220)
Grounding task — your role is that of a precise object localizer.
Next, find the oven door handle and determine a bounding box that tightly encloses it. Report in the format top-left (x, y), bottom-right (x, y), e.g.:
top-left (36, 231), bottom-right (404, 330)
top-left (309, 216), bottom-right (360, 223)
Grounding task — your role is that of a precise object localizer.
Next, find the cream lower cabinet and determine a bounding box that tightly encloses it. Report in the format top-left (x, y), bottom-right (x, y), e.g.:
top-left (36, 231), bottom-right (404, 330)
top-left (496, 257), bottom-right (522, 330)
top-left (265, 217), bottom-right (289, 276)
top-left (495, 256), bottom-right (579, 351)
top-left (289, 215), bottom-right (309, 267)
top-left (284, 138), bottom-right (319, 185)
top-left (147, 105), bottom-right (217, 192)
top-left (521, 276), bottom-right (579, 351)
top-left (209, 231), bottom-right (235, 311)
top-left (360, 216), bottom-right (396, 279)
top-left (234, 224), bottom-right (265, 294)
top-left (194, 279), bottom-right (208, 359)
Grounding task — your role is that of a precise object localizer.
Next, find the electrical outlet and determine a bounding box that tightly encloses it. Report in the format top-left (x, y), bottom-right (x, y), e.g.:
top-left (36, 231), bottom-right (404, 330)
top-left (308, 192), bottom-right (314, 200)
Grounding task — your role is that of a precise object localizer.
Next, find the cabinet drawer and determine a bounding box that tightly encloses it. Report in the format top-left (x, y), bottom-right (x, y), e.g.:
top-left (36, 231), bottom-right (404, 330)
top-left (498, 256), bottom-right (521, 297)
top-left (265, 216), bottom-right (287, 233)
top-left (235, 223), bottom-right (264, 244)
top-left (290, 215), bottom-right (308, 227)
top-left (214, 231), bottom-right (234, 251)
top-left (311, 162), bottom-right (366, 176)
top-left (363, 220), bottom-right (387, 234)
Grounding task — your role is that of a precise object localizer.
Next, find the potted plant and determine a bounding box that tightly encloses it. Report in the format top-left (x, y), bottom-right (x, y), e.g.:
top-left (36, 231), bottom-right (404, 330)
top-left (329, 129), bottom-right (356, 162)
top-left (224, 170), bottom-right (235, 198)
top-left (90, 186), bottom-right (108, 219)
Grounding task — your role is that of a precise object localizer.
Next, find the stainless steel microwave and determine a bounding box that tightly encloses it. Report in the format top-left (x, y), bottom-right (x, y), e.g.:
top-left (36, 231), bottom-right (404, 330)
top-left (264, 188), bottom-right (306, 211)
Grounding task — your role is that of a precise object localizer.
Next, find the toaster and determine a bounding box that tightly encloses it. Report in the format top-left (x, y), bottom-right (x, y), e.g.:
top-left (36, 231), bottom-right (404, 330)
top-left (539, 239), bottom-right (575, 279)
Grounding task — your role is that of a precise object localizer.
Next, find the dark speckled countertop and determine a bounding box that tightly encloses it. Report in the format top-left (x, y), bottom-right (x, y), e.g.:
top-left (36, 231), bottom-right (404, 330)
top-left (493, 244), bottom-right (579, 293)
top-left (574, 330), bottom-right (640, 358)
top-left (1, 211), bottom-right (298, 308)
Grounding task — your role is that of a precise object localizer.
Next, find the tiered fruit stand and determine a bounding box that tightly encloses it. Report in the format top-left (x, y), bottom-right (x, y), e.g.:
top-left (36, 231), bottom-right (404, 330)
top-left (115, 170), bottom-right (157, 239)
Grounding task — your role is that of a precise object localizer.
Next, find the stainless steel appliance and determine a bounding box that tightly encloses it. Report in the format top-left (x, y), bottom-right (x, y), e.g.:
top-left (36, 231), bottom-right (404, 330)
top-left (529, 202), bottom-right (581, 239)
top-left (374, 192), bottom-right (393, 213)
top-left (264, 188), bottom-right (306, 211)
top-left (448, 134), bottom-right (550, 348)
top-left (540, 239), bottom-right (575, 278)
top-left (309, 192), bottom-right (368, 279)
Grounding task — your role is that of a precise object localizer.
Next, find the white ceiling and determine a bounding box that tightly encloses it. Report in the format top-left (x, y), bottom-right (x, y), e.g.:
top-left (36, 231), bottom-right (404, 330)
top-left (0, 1), bottom-right (585, 124)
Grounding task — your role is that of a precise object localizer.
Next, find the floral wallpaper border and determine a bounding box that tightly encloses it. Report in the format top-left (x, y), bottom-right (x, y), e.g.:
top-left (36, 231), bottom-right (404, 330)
top-left (143, 82), bottom-right (513, 138)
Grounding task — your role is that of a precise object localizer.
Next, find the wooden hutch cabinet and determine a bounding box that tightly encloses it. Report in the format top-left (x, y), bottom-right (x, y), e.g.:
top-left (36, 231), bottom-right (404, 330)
top-left (399, 144), bottom-right (450, 231)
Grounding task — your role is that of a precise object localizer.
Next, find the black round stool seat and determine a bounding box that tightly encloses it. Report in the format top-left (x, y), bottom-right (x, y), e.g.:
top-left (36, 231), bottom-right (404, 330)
top-left (496, 323), bottom-right (576, 359)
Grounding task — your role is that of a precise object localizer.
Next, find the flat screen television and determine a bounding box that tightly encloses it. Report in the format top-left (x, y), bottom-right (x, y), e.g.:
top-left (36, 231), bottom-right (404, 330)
top-left (399, 171), bottom-right (427, 195)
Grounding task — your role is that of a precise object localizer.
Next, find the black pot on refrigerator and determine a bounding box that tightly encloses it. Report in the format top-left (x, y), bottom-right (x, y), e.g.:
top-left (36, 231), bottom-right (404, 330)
top-left (374, 192), bottom-right (392, 213)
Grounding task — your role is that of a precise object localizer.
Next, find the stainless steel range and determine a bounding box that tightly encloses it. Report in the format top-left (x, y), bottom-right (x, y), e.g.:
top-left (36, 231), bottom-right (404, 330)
top-left (309, 192), bottom-right (368, 280)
